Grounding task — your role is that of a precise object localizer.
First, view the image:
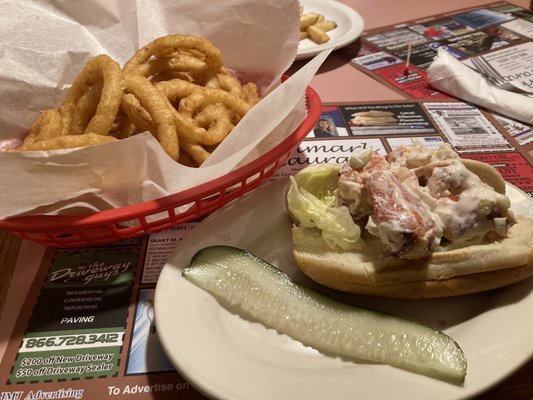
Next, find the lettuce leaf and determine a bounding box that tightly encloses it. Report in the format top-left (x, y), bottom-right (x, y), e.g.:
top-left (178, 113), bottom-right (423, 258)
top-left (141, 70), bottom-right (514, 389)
top-left (293, 169), bottom-right (337, 206)
top-left (287, 174), bottom-right (361, 250)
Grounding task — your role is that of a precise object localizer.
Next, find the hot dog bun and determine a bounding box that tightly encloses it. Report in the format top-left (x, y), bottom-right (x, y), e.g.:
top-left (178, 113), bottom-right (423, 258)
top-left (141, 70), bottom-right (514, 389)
top-left (292, 217), bottom-right (533, 298)
top-left (288, 159), bottom-right (533, 299)
top-left (462, 158), bottom-right (506, 194)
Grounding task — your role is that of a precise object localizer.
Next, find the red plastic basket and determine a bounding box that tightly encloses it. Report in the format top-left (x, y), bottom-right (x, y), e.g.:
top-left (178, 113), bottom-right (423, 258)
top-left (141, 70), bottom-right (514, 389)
top-left (0, 86), bottom-right (321, 247)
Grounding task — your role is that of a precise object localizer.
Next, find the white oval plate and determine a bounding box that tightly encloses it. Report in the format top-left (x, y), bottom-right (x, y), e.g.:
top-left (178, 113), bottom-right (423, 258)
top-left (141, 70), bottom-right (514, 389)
top-left (296, 0), bottom-right (365, 60)
top-left (155, 179), bottom-right (533, 400)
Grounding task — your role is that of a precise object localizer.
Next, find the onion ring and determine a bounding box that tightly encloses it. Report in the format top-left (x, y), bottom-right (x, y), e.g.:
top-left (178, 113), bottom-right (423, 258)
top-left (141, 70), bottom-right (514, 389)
top-left (17, 133), bottom-right (117, 151)
top-left (123, 34), bottom-right (223, 75)
top-left (154, 79), bottom-right (211, 141)
top-left (22, 109), bottom-right (63, 145)
top-left (176, 151), bottom-right (196, 167)
top-left (116, 119), bottom-right (138, 139)
top-left (69, 81), bottom-right (103, 135)
top-left (154, 78), bottom-right (202, 101)
top-left (178, 87), bottom-right (251, 120)
top-left (155, 80), bottom-right (235, 145)
top-left (58, 54), bottom-right (123, 136)
top-left (241, 82), bottom-right (261, 106)
top-left (180, 138), bottom-right (211, 166)
top-left (120, 93), bottom-right (155, 134)
top-left (128, 54), bottom-right (210, 81)
top-left (193, 104), bottom-right (234, 145)
top-left (17, 34), bottom-right (260, 167)
top-left (121, 74), bottom-right (180, 160)
top-left (215, 69), bottom-right (243, 97)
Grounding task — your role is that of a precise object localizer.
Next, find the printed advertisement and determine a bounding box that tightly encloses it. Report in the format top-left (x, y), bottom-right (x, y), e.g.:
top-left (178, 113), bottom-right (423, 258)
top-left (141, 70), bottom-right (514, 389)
top-left (309, 106), bottom-right (349, 139)
top-left (437, 30), bottom-right (509, 56)
top-left (450, 8), bottom-right (514, 30)
top-left (352, 1), bottom-right (533, 100)
top-left (339, 103), bottom-right (436, 135)
top-left (477, 41), bottom-right (533, 93)
top-left (363, 28), bottom-right (429, 52)
top-left (391, 44), bottom-right (438, 70)
top-left (0, 233), bottom-right (204, 400)
top-left (501, 17), bottom-right (533, 37)
top-left (408, 18), bottom-right (476, 40)
top-left (462, 152), bottom-right (533, 195)
top-left (386, 135), bottom-right (445, 150)
top-left (350, 51), bottom-right (402, 71)
top-left (422, 102), bottom-right (514, 152)
top-left (492, 113), bottom-right (533, 145)
top-left (372, 64), bottom-right (450, 99)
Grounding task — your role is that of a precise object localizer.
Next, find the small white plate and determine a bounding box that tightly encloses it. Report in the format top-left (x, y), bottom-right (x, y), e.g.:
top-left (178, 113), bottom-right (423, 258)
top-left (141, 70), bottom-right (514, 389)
top-left (155, 179), bottom-right (533, 400)
top-left (297, 0), bottom-right (365, 60)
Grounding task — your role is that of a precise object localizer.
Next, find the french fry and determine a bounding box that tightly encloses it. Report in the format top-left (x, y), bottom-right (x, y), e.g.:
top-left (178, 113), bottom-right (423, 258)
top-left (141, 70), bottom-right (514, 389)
top-left (299, 13), bottom-right (318, 28)
top-left (315, 20), bottom-right (337, 32)
top-left (306, 25), bottom-right (330, 44)
top-left (299, 7), bottom-right (337, 44)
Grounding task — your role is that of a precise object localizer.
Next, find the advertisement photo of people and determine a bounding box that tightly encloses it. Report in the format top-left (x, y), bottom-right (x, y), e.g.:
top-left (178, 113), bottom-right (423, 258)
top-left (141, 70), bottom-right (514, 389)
top-left (313, 117), bottom-right (339, 137)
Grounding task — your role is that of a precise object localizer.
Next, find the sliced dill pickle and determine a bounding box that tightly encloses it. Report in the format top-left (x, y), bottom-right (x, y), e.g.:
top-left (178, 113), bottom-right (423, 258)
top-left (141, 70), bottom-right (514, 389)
top-left (182, 245), bottom-right (467, 382)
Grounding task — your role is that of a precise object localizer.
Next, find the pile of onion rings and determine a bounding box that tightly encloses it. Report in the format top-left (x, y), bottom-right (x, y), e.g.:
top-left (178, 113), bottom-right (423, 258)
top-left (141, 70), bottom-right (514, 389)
top-left (14, 34), bottom-right (261, 167)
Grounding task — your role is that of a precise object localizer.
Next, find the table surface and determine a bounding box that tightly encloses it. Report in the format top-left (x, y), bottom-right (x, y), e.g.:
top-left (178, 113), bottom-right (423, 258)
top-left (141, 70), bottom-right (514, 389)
top-left (1, 0), bottom-right (533, 398)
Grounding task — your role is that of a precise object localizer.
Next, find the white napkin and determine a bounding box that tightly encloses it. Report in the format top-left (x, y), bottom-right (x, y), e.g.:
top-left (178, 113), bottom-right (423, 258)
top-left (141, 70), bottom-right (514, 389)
top-left (0, 0), bottom-right (331, 220)
top-left (427, 48), bottom-right (533, 125)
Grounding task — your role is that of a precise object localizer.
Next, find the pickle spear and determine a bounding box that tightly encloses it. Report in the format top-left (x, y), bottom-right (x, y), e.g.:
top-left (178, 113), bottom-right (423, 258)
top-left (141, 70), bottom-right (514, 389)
top-left (182, 245), bottom-right (467, 383)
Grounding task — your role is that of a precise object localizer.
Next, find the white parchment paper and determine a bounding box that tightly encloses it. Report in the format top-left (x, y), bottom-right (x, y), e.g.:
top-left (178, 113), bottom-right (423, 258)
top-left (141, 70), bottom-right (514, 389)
top-left (0, 0), bottom-right (330, 219)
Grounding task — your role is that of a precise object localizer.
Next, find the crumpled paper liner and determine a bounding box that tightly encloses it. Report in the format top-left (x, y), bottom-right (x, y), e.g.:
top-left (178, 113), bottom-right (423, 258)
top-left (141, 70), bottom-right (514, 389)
top-left (427, 48), bottom-right (533, 125)
top-left (0, 0), bottom-right (331, 220)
